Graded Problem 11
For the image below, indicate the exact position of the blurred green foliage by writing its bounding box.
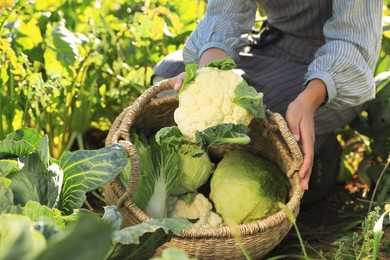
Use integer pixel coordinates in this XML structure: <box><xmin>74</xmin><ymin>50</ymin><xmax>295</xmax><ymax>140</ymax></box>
<box><xmin>0</xmin><ymin>0</ymin><xmax>206</xmax><ymax>157</ymax></box>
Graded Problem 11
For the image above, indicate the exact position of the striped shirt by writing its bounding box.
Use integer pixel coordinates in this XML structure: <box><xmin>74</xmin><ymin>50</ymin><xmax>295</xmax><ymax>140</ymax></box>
<box><xmin>182</xmin><ymin>0</ymin><xmax>383</xmax><ymax>109</ymax></box>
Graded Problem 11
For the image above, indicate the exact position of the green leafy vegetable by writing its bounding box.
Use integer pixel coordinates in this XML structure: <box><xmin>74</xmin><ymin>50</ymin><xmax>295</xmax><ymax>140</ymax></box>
<box><xmin>3</xmin><ymin>128</ymin><xmax>42</xmax><ymax>150</ymax></box>
<box><xmin>58</xmin><ymin>144</ymin><xmax>128</xmax><ymax>214</ymax></box>
<box><xmin>133</xmin><ymin>131</ymin><xmax>182</xmax><ymax>219</ymax></box>
<box><xmin>36</xmin><ymin>213</ymin><xmax>113</xmax><ymax>260</ymax></box>
<box><xmin>0</xmin><ymin>214</ymin><xmax>47</xmax><ymax>260</ymax></box>
<box><xmin>155</xmin><ymin>127</ymin><xmax>214</xmax><ymax>195</ymax></box>
<box><xmin>173</xmin><ymin>144</ymin><xmax>214</xmax><ymax>195</ymax></box>
<box><xmin>210</xmin><ymin>150</ymin><xmax>290</xmax><ymax>226</ymax></box>
<box><xmin>179</xmin><ymin>63</ymin><xmax>198</xmax><ymax>95</ymax></box>
<box><xmin>155</xmin><ymin>126</ymin><xmax>191</xmax><ymax>147</ymax></box>
<box><xmin>23</xmin><ymin>201</ymin><xmax>67</xmax><ymax>230</ymax></box>
<box><xmin>102</xmin><ymin>205</ymin><xmax>191</xmax><ymax>260</ymax></box>
<box><xmin>0</xmin><ymin>128</ymin><xmax>128</xmax><ymax>215</ymax></box>
<box><xmin>7</xmin><ymin>151</ymin><xmax>53</xmax><ymax>207</ymax></box>
<box><xmin>204</xmin><ymin>57</ymin><xmax>236</xmax><ymax>70</ymax></box>
<box><xmin>0</xmin><ymin>160</ymin><xmax>19</xmax><ymax>178</ymax></box>
<box><xmin>195</xmin><ymin>124</ymin><xmax>251</xmax><ymax>155</ymax></box>
<box><xmin>234</xmin><ymin>80</ymin><xmax>265</xmax><ymax>119</ymax></box>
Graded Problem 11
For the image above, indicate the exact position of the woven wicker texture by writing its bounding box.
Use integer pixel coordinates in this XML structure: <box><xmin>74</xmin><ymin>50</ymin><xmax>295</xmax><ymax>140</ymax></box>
<box><xmin>103</xmin><ymin>80</ymin><xmax>304</xmax><ymax>259</ymax></box>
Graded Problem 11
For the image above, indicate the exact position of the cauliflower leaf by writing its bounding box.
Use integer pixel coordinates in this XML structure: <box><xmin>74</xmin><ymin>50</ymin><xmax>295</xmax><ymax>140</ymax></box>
<box><xmin>204</xmin><ymin>57</ymin><xmax>236</xmax><ymax>70</ymax></box>
<box><xmin>179</xmin><ymin>63</ymin><xmax>198</xmax><ymax>95</ymax></box>
<box><xmin>234</xmin><ymin>80</ymin><xmax>265</xmax><ymax>119</ymax></box>
<box><xmin>195</xmin><ymin>123</ymin><xmax>251</xmax><ymax>154</ymax></box>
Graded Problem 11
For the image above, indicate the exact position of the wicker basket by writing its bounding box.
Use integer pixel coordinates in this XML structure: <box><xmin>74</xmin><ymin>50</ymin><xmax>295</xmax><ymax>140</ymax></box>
<box><xmin>103</xmin><ymin>80</ymin><xmax>304</xmax><ymax>259</ymax></box>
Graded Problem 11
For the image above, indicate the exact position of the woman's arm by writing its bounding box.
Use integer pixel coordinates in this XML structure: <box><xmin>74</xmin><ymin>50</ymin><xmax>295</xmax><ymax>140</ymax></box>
<box><xmin>286</xmin><ymin>79</ymin><xmax>327</xmax><ymax>190</ymax></box>
<box><xmin>183</xmin><ymin>0</ymin><xmax>257</xmax><ymax>64</ymax></box>
<box><xmin>305</xmin><ymin>0</ymin><xmax>383</xmax><ymax>109</ymax></box>
<box><xmin>286</xmin><ymin>0</ymin><xmax>383</xmax><ymax>190</ymax></box>
<box><xmin>170</xmin><ymin>0</ymin><xmax>257</xmax><ymax>90</ymax></box>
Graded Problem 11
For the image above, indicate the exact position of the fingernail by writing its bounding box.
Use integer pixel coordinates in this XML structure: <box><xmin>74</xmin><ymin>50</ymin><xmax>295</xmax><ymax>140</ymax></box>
<box><xmin>303</xmin><ymin>182</ymin><xmax>309</xmax><ymax>190</ymax></box>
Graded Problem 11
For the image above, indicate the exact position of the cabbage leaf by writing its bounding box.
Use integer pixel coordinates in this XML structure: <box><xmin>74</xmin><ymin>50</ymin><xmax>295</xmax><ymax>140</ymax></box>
<box><xmin>133</xmin><ymin>130</ymin><xmax>181</xmax><ymax>219</ymax></box>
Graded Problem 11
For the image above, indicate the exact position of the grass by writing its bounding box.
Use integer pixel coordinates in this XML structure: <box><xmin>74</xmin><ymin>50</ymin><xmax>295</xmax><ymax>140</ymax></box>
<box><xmin>265</xmin><ymin>183</ymin><xmax>389</xmax><ymax>260</ymax></box>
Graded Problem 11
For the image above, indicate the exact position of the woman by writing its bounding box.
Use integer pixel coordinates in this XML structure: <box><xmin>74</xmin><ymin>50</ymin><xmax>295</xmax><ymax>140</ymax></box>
<box><xmin>152</xmin><ymin>0</ymin><xmax>383</xmax><ymax>204</ymax></box>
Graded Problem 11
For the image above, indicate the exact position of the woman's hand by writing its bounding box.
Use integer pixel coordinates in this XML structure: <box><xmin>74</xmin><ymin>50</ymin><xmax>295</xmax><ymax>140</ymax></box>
<box><xmin>168</xmin><ymin>48</ymin><xmax>229</xmax><ymax>91</ymax></box>
<box><xmin>285</xmin><ymin>79</ymin><xmax>327</xmax><ymax>190</ymax></box>
<box><xmin>169</xmin><ymin>72</ymin><xmax>186</xmax><ymax>92</ymax></box>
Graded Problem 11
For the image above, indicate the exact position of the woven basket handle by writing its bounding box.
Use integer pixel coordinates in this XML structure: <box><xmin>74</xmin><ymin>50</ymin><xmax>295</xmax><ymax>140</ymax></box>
<box><xmin>105</xmin><ymin>80</ymin><xmax>173</xmax><ymax>206</ymax></box>
<box><xmin>266</xmin><ymin>110</ymin><xmax>303</xmax><ymax>177</ymax></box>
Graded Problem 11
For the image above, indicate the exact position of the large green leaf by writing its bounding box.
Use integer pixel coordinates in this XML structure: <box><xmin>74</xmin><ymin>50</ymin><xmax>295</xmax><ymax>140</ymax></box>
<box><xmin>109</xmin><ymin>228</ymin><xmax>175</xmax><ymax>260</ymax></box>
<box><xmin>7</xmin><ymin>152</ymin><xmax>50</xmax><ymax>206</ymax></box>
<box><xmin>14</xmin><ymin>18</ymin><xmax>44</xmax><ymax>62</ymax></box>
<box><xmin>0</xmin><ymin>128</ymin><xmax>44</xmax><ymax>159</ymax></box>
<box><xmin>23</xmin><ymin>201</ymin><xmax>67</xmax><ymax>231</ymax></box>
<box><xmin>0</xmin><ymin>140</ymin><xmax>36</xmax><ymax>159</ymax></box>
<box><xmin>0</xmin><ymin>214</ymin><xmax>47</xmax><ymax>260</ymax></box>
<box><xmin>102</xmin><ymin>205</ymin><xmax>191</xmax><ymax>260</ymax></box>
<box><xmin>58</xmin><ymin>144</ymin><xmax>128</xmax><ymax>214</ymax></box>
<box><xmin>112</xmin><ymin>218</ymin><xmax>190</xmax><ymax>245</ymax></box>
<box><xmin>51</xmin><ymin>24</ymin><xmax>79</xmax><ymax>67</ymax></box>
<box><xmin>44</xmin><ymin>24</ymin><xmax>79</xmax><ymax>78</ymax></box>
<box><xmin>36</xmin><ymin>214</ymin><xmax>113</xmax><ymax>260</ymax></box>
<box><xmin>4</xmin><ymin>127</ymin><xmax>42</xmax><ymax>149</ymax></box>
<box><xmin>1</xmin><ymin>129</ymin><xmax>61</xmax><ymax>208</ymax></box>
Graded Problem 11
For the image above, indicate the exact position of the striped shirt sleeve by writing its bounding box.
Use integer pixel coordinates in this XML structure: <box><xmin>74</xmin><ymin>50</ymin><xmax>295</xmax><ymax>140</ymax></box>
<box><xmin>182</xmin><ymin>0</ymin><xmax>257</xmax><ymax>64</ymax></box>
<box><xmin>305</xmin><ymin>0</ymin><xmax>383</xmax><ymax>109</ymax></box>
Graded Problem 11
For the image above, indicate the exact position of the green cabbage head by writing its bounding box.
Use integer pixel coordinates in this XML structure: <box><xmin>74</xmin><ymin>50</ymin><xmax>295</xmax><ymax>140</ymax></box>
<box><xmin>172</xmin><ymin>144</ymin><xmax>215</xmax><ymax>195</ymax></box>
<box><xmin>209</xmin><ymin>150</ymin><xmax>290</xmax><ymax>226</ymax></box>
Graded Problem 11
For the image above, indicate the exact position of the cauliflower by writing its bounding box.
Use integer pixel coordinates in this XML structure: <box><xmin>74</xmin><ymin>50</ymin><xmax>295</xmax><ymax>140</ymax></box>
<box><xmin>174</xmin><ymin>68</ymin><xmax>249</xmax><ymax>142</ymax></box>
<box><xmin>174</xmin><ymin>58</ymin><xmax>264</xmax><ymax>143</ymax></box>
<box><xmin>167</xmin><ymin>193</ymin><xmax>223</xmax><ymax>228</ymax></box>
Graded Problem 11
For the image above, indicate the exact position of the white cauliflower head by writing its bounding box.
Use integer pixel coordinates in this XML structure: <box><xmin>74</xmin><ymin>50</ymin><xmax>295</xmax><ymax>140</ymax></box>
<box><xmin>168</xmin><ymin>193</ymin><xmax>223</xmax><ymax>228</ymax></box>
<box><xmin>173</xmin><ymin>58</ymin><xmax>264</xmax><ymax>144</ymax></box>
<box><xmin>174</xmin><ymin>67</ymin><xmax>254</xmax><ymax>142</ymax></box>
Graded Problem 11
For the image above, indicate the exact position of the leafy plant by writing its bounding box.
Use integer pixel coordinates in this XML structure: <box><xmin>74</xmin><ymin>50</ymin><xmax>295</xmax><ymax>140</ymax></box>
<box><xmin>0</xmin><ymin>0</ymin><xmax>206</xmax><ymax>156</ymax></box>
<box><xmin>132</xmin><ymin>130</ymin><xmax>182</xmax><ymax>219</ymax></box>
<box><xmin>332</xmin><ymin>206</ymin><xmax>390</xmax><ymax>260</ymax></box>
<box><xmin>0</xmin><ymin>203</ymin><xmax>191</xmax><ymax>260</ymax></box>
<box><xmin>0</xmin><ymin>127</ymin><xmax>128</xmax><ymax>214</ymax></box>
<box><xmin>0</xmin><ymin>127</ymin><xmax>192</xmax><ymax>259</ymax></box>
<box><xmin>103</xmin><ymin>205</ymin><xmax>191</xmax><ymax>260</ymax></box>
